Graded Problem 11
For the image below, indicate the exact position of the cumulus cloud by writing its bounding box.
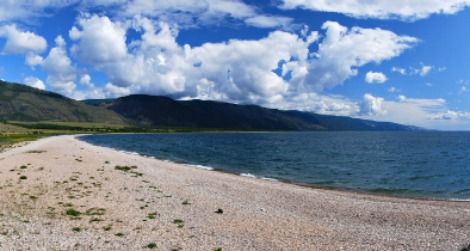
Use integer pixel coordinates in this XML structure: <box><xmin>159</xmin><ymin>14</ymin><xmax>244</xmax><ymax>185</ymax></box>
<box><xmin>70</xmin><ymin>15</ymin><xmax>127</xmax><ymax>64</ymax></box>
<box><xmin>362</xmin><ymin>93</ymin><xmax>386</xmax><ymax>116</ymax></box>
<box><xmin>64</xmin><ymin>15</ymin><xmax>417</xmax><ymax>116</ymax></box>
<box><xmin>68</xmin><ymin>15</ymin><xmax>317</xmax><ymax>104</ymax></box>
<box><xmin>365</xmin><ymin>71</ymin><xmax>387</xmax><ymax>84</ymax></box>
<box><xmin>0</xmin><ymin>24</ymin><xmax>47</xmax><ymax>54</ymax></box>
<box><xmin>25</xmin><ymin>53</ymin><xmax>44</xmax><ymax>67</ymax></box>
<box><xmin>279</xmin><ymin>0</ymin><xmax>470</xmax><ymax>21</ymax></box>
<box><xmin>23</xmin><ymin>76</ymin><xmax>45</xmax><ymax>90</ymax></box>
<box><xmin>355</xmin><ymin>94</ymin><xmax>470</xmax><ymax>129</ymax></box>
<box><xmin>303</xmin><ymin>21</ymin><xmax>417</xmax><ymax>90</ymax></box>
<box><xmin>41</xmin><ymin>36</ymin><xmax>77</xmax><ymax>96</ymax></box>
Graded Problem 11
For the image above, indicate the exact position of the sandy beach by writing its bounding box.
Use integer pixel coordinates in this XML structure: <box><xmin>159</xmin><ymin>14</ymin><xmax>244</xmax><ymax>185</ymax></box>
<box><xmin>0</xmin><ymin>135</ymin><xmax>468</xmax><ymax>250</ymax></box>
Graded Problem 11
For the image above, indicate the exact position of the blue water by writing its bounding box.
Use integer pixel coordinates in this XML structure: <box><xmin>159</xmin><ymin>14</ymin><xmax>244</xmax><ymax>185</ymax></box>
<box><xmin>80</xmin><ymin>132</ymin><xmax>470</xmax><ymax>200</ymax></box>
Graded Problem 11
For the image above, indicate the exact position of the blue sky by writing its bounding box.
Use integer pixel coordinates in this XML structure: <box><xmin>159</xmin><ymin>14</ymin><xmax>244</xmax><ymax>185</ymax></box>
<box><xmin>1</xmin><ymin>0</ymin><xmax>470</xmax><ymax>129</ymax></box>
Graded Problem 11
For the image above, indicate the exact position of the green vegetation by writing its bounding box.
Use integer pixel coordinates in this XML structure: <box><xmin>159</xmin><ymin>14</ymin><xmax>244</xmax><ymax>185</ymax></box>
<box><xmin>19</xmin><ymin>176</ymin><xmax>27</xmax><ymax>180</ymax></box>
<box><xmin>145</xmin><ymin>242</ymin><xmax>158</xmax><ymax>249</ymax></box>
<box><xmin>65</xmin><ymin>208</ymin><xmax>81</xmax><ymax>217</ymax></box>
<box><xmin>0</xmin><ymin>80</ymin><xmax>124</xmax><ymax>124</ymax></box>
<box><xmin>172</xmin><ymin>219</ymin><xmax>185</xmax><ymax>228</ymax></box>
<box><xmin>85</xmin><ymin>208</ymin><xmax>106</xmax><ymax>216</ymax></box>
<box><xmin>115</xmin><ymin>165</ymin><xmax>137</xmax><ymax>172</ymax></box>
<box><xmin>214</xmin><ymin>248</ymin><xmax>223</xmax><ymax>251</ymax></box>
<box><xmin>72</xmin><ymin>227</ymin><xmax>81</xmax><ymax>232</ymax></box>
<box><xmin>115</xmin><ymin>232</ymin><xmax>124</xmax><ymax>237</ymax></box>
<box><xmin>147</xmin><ymin>212</ymin><xmax>158</xmax><ymax>219</ymax></box>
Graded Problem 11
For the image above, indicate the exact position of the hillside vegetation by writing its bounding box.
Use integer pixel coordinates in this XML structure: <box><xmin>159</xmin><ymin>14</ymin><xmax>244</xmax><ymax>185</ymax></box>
<box><xmin>0</xmin><ymin>80</ymin><xmax>125</xmax><ymax>124</ymax></box>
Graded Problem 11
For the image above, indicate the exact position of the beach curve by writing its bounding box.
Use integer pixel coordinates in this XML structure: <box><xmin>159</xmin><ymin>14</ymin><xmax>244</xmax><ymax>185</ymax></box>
<box><xmin>0</xmin><ymin>135</ymin><xmax>468</xmax><ymax>250</ymax></box>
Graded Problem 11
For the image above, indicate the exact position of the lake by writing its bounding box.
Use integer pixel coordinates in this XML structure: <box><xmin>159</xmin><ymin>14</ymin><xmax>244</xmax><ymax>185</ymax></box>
<box><xmin>80</xmin><ymin>132</ymin><xmax>470</xmax><ymax>200</ymax></box>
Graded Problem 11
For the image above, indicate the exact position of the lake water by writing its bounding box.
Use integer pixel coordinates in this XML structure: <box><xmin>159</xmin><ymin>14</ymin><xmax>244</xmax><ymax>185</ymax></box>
<box><xmin>80</xmin><ymin>132</ymin><xmax>470</xmax><ymax>200</ymax></box>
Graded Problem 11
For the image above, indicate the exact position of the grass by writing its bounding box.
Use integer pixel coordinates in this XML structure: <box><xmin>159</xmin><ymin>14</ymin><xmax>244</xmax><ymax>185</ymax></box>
<box><xmin>172</xmin><ymin>219</ymin><xmax>185</xmax><ymax>228</ymax></box>
<box><xmin>85</xmin><ymin>208</ymin><xmax>106</xmax><ymax>216</ymax></box>
<box><xmin>115</xmin><ymin>165</ymin><xmax>137</xmax><ymax>172</ymax></box>
<box><xmin>65</xmin><ymin>208</ymin><xmax>81</xmax><ymax>217</ymax></box>
<box><xmin>214</xmin><ymin>248</ymin><xmax>223</xmax><ymax>251</ymax></box>
<box><xmin>72</xmin><ymin>227</ymin><xmax>81</xmax><ymax>232</ymax></box>
<box><xmin>148</xmin><ymin>212</ymin><xmax>158</xmax><ymax>219</ymax></box>
<box><xmin>145</xmin><ymin>242</ymin><xmax>157</xmax><ymax>249</ymax></box>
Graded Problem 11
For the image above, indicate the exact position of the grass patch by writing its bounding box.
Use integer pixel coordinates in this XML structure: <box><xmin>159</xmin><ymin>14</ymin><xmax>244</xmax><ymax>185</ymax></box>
<box><xmin>26</xmin><ymin>150</ymin><xmax>46</xmax><ymax>154</ymax></box>
<box><xmin>72</xmin><ymin>227</ymin><xmax>81</xmax><ymax>232</ymax></box>
<box><xmin>65</xmin><ymin>208</ymin><xmax>81</xmax><ymax>217</ymax></box>
<box><xmin>115</xmin><ymin>232</ymin><xmax>124</xmax><ymax>237</ymax></box>
<box><xmin>172</xmin><ymin>219</ymin><xmax>185</xmax><ymax>228</ymax></box>
<box><xmin>85</xmin><ymin>208</ymin><xmax>106</xmax><ymax>216</ymax></box>
<box><xmin>147</xmin><ymin>212</ymin><xmax>158</xmax><ymax>219</ymax></box>
<box><xmin>115</xmin><ymin>165</ymin><xmax>137</xmax><ymax>172</ymax></box>
<box><xmin>145</xmin><ymin>242</ymin><xmax>158</xmax><ymax>249</ymax></box>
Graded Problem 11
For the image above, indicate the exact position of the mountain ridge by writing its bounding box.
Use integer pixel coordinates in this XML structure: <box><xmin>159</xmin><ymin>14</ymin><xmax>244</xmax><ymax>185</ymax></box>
<box><xmin>84</xmin><ymin>94</ymin><xmax>421</xmax><ymax>131</ymax></box>
<box><xmin>0</xmin><ymin>80</ymin><xmax>421</xmax><ymax>131</ymax></box>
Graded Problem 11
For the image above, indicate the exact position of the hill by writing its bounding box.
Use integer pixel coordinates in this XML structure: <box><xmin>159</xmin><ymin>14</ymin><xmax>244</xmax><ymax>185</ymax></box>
<box><xmin>85</xmin><ymin>94</ymin><xmax>419</xmax><ymax>131</ymax></box>
<box><xmin>0</xmin><ymin>81</ymin><xmax>125</xmax><ymax>124</ymax></box>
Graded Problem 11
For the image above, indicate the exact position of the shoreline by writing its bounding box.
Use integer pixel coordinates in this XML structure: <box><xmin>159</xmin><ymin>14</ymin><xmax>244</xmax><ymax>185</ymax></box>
<box><xmin>0</xmin><ymin>135</ymin><xmax>468</xmax><ymax>250</ymax></box>
<box><xmin>77</xmin><ymin>134</ymin><xmax>470</xmax><ymax>203</ymax></box>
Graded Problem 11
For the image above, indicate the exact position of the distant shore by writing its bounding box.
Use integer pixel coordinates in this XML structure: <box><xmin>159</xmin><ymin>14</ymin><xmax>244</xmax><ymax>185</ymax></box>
<box><xmin>0</xmin><ymin>135</ymin><xmax>468</xmax><ymax>250</ymax></box>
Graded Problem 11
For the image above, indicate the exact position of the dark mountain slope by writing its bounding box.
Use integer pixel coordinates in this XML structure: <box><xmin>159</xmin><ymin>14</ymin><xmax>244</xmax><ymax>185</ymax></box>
<box><xmin>91</xmin><ymin>94</ymin><xmax>418</xmax><ymax>131</ymax></box>
<box><xmin>0</xmin><ymin>81</ymin><xmax>125</xmax><ymax>124</ymax></box>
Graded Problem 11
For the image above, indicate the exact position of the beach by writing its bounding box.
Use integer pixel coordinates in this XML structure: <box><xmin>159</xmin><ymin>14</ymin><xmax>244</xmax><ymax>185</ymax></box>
<box><xmin>0</xmin><ymin>135</ymin><xmax>468</xmax><ymax>251</ymax></box>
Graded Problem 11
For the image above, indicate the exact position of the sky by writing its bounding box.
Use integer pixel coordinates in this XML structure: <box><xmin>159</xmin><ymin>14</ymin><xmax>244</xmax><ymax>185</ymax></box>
<box><xmin>1</xmin><ymin>1</ymin><xmax>470</xmax><ymax>130</ymax></box>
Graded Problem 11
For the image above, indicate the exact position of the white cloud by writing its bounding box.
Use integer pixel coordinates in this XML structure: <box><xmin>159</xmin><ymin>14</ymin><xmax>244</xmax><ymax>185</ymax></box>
<box><xmin>418</xmin><ymin>65</ymin><xmax>433</xmax><ymax>76</ymax></box>
<box><xmin>70</xmin><ymin>15</ymin><xmax>127</xmax><ymax>64</ymax></box>
<box><xmin>356</xmin><ymin>94</ymin><xmax>470</xmax><ymax>129</ymax></box>
<box><xmin>115</xmin><ymin>0</ymin><xmax>292</xmax><ymax>28</ymax></box>
<box><xmin>25</xmin><ymin>53</ymin><xmax>44</xmax><ymax>67</ymax></box>
<box><xmin>0</xmin><ymin>0</ymin><xmax>131</xmax><ymax>22</ymax></box>
<box><xmin>365</xmin><ymin>71</ymin><xmax>388</xmax><ymax>84</ymax></box>
<box><xmin>0</xmin><ymin>24</ymin><xmax>47</xmax><ymax>54</ymax></box>
<box><xmin>279</xmin><ymin>0</ymin><xmax>470</xmax><ymax>21</ymax></box>
<box><xmin>244</xmin><ymin>15</ymin><xmax>293</xmax><ymax>28</ymax></box>
<box><xmin>23</xmin><ymin>76</ymin><xmax>45</xmax><ymax>90</ymax></box>
<box><xmin>69</xmin><ymin>15</ymin><xmax>317</xmax><ymax>103</ymax></box>
<box><xmin>362</xmin><ymin>93</ymin><xmax>386</xmax><ymax>116</ymax></box>
<box><xmin>303</xmin><ymin>21</ymin><xmax>417</xmax><ymax>90</ymax></box>
<box><xmin>41</xmin><ymin>36</ymin><xmax>77</xmax><ymax>96</ymax></box>
<box><xmin>391</xmin><ymin>66</ymin><xmax>407</xmax><ymax>75</ymax></box>
<box><xmin>392</xmin><ymin>64</ymin><xmax>438</xmax><ymax>77</ymax></box>
<box><xmin>65</xmin><ymin>16</ymin><xmax>418</xmax><ymax>119</ymax></box>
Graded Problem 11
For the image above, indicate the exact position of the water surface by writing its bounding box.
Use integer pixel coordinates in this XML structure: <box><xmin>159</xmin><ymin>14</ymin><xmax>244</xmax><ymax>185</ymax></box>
<box><xmin>80</xmin><ymin>132</ymin><xmax>470</xmax><ymax>200</ymax></box>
